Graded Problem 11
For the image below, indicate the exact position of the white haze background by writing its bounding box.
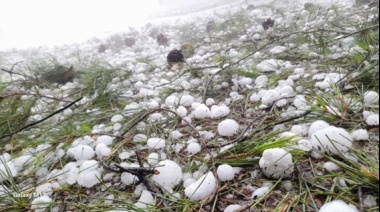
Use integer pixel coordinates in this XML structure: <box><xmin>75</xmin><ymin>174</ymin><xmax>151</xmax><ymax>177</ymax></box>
<box><xmin>0</xmin><ymin>0</ymin><xmax>353</xmax><ymax>51</ymax></box>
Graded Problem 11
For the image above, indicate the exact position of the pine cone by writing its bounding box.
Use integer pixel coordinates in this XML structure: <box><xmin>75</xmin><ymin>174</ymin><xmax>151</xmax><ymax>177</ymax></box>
<box><xmin>167</xmin><ymin>49</ymin><xmax>185</xmax><ymax>64</ymax></box>
<box><xmin>125</xmin><ymin>37</ymin><xmax>136</xmax><ymax>47</ymax></box>
<box><xmin>262</xmin><ymin>18</ymin><xmax>275</xmax><ymax>30</ymax></box>
<box><xmin>98</xmin><ymin>44</ymin><xmax>107</xmax><ymax>53</ymax></box>
<box><xmin>157</xmin><ymin>34</ymin><xmax>169</xmax><ymax>46</ymax></box>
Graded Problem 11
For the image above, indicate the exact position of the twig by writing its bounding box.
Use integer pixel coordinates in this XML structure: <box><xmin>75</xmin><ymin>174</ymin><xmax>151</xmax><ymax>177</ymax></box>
<box><xmin>119</xmin><ymin>108</ymin><xmax>205</xmax><ymax>144</ymax></box>
<box><xmin>0</xmin><ymin>61</ymin><xmax>24</xmax><ymax>80</ymax></box>
<box><xmin>0</xmin><ymin>97</ymin><xmax>83</xmax><ymax>141</ymax></box>
<box><xmin>358</xmin><ymin>186</ymin><xmax>364</xmax><ymax>212</ymax></box>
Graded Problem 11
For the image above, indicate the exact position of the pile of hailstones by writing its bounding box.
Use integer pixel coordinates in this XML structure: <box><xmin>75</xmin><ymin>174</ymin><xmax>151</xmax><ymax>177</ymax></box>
<box><xmin>1</xmin><ymin>90</ymin><xmax>377</xmax><ymax>211</ymax></box>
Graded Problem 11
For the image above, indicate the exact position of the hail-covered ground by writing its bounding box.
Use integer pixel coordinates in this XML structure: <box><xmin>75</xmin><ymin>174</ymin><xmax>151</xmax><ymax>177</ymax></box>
<box><xmin>0</xmin><ymin>0</ymin><xmax>379</xmax><ymax>211</ymax></box>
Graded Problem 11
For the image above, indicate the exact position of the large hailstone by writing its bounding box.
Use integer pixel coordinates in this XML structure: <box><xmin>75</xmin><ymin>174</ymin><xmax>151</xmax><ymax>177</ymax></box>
<box><xmin>147</xmin><ymin>138</ymin><xmax>166</xmax><ymax>149</ymax></box>
<box><xmin>0</xmin><ymin>161</ymin><xmax>17</xmax><ymax>183</ymax></box>
<box><xmin>194</xmin><ymin>104</ymin><xmax>211</xmax><ymax>119</ymax></box>
<box><xmin>366</xmin><ymin>114</ymin><xmax>379</xmax><ymax>126</ymax></box>
<box><xmin>67</xmin><ymin>145</ymin><xmax>95</xmax><ymax>161</ymax></box>
<box><xmin>259</xmin><ymin>148</ymin><xmax>294</xmax><ymax>179</ymax></box>
<box><xmin>217</xmin><ymin>164</ymin><xmax>235</xmax><ymax>182</ymax></box>
<box><xmin>134</xmin><ymin>190</ymin><xmax>155</xmax><ymax>209</ymax></box>
<box><xmin>151</xmin><ymin>160</ymin><xmax>182</xmax><ymax>189</ymax></box>
<box><xmin>180</xmin><ymin>95</ymin><xmax>195</xmax><ymax>107</ymax></box>
<box><xmin>261</xmin><ymin>90</ymin><xmax>280</xmax><ymax>105</ymax></box>
<box><xmin>30</xmin><ymin>196</ymin><xmax>53</xmax><ymax>211</ymax></box>
<box><xmin>308</xmin><ymin>120</ymin><xmax>329</xmax><ymax>137</ymax></box>
<box><xmin>311</xmin><ymin>126</ymin><xmax>352</xmax><ymax>155</ymax></box>
<box><xmin>218</xmin><ymin>119</ymin><xmax>239</xmax><ymax>136</ymax></box>
<box><xmin>77</xmin><ymin>160</ymin><xmax>101</xmax><ymax>188</ymax></box>
<box><xmin>319</xmin><ymin>199</ymin><xmax>359</xmax><ymax>212</ymax></box>
<box><xmin>185</xmin><ymin>172</ymin><xmax>217</xmax><ymax>201</ymax></box>
<box><xmin>364</xmin><ymin>91</ymin><xmax>379</xmax><ymax>106</ymax></box>
<box><xmin>210</xmin><ymin>105</ymin><xmax>230</xmax><ymax>119</ymax></box>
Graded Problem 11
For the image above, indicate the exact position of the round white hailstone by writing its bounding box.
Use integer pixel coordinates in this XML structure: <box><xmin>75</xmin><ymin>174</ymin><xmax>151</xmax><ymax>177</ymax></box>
<box><xmin>194</xmin><ymin>104</ymin><xmax>211</xmax><ymax>119</ymax></box>
<box><xmin>218</xmin><ymin>119</ymin><xmax>239</xmax><ymax>136</ymax></box>
<box><xmin>258</xmin><ymin>89</ymin><xmax>268</xmax><ymax>98</ymax></box>
<box><xmin>124</xmin><ymin>102</ymin><xmax>141</xmax><ymax>113</ymax></box>
<box><xmin>152</xmin><ymin>160</ymin><xmax>183</xmax><ymax>189</ymax></box>
<box><xmin>95</xmin><ymin>143</ymin><xmax>107</xmax><ymax>157</ymax></box>
<box><xmin>255</xmin><ymin>76</ymin><xmax>269</xmax><ymax>88</ymax></box>
<box><xmin>30</xmin><ymin>195</ymin><xmax>52</xmax><ymax>211</ymax></box>
<box><xmin>252</xmin><ymin>187</ymin><xmax>270</xmax><ymax>199</ymax></box>
<box><xmin>293</xmin><ymin>95</ymin><xmax>307</xmax><ymax>108</ymax></box>
<box><xmin>180</xmin><ymin>95</ymin><xmax>195</xmax><ymax>107</ymax></box>
<box><xmin>191</xmin><ymin>102</ymin><xmax>202</xmax><ymax>110</ymax></box>
<box><xmin>366</xmin><ymin>114</ymin><xmax>379</xmax><ymax>126</ymax></box>
<box><xmin>297</xmin><ymin>139</ymin><xmax>312</xmax><ymax>152</ymax></box>
<box><xmin>323</xmin><ymin>161</ymin><xmax>340</xmax><ymax>171</ymax></box>
<box><xmin>250</xmin><ymin>93</ymin><xmax>261</xmax><ymax>102</ymax></box>
<box><xmin>96</xmin><ymin>135</ymin><xmax>113</xmax><ymax>145</ymax></box>
<box><xmin>238</xmin><ymin>77</ymin><xmax>253</xmax><ymax>86</ymax></box>
<box><xmin>12</xmin><ymin>155</ymin><xmax>34</xmax><ymax>171</ymax></box>
<box><xmin>262</xmin><ymin>90</ymin><xmax>280</xmax><ymax>105</ymax></box>
<box><xmin>291</xmin><ymin>125</ymin><xmax>308</xmax><ymax>137</ymax></box>
<box><xmin>67</xmin><ymin>145</ymin><xmax>95</xmax><ymax>161</ymax></box>
<box><xmin>111</xmin><ymin>114</ymin><xmax>124</xmax><ymax>123</ymax></box>
<box><xmin>269</xmin><ymin>46</ymin><xmax>286</xmax><ymax>54</ymax></box>
<box><xmin>281</xmin><ymin>180</ymin><xmax>293</xmax><ymax>191</ymax></box>
<box><xmin>119</xmin><ymin>151</ymin><xmax>133</xmax><ymax>160</ymax></box>
<box><xmin>133</xmin><ymin>134</ymin><xmax>147</xmax><ymax>143</ymax></box>
<box><xmin>224</xmin><ymin>205</ymin><xmax>242</xmax><ymax>212</ymax></box>
<box><xmin>210</xmin><ymin>105</ymin><xmax>230</xmax><ymax>119</ymax></box>
<box><xmin>311</xmin><ymin>126</ymin><xmax>352</xmax><ymax>155</ymax></box>
<box><xmin>363</xmin><ymin>195</ymin><xmax>377</xmax><ymax>207</ymax></box>
<box><xmin>351</xmin><ymin>129</ymin><xmax>369</xmax><ymax>141</ymax></box>
<box><xmin>185</xmin><ymin>172</ymin><xmax>217</xmax><ymax>201</ymax></box>
<box><xmin>183</xmin><ymin>172</ymin><xmax>193</xmax><ymax>181</ymax></box>
<box><xmin>165</xmin><ymin>95</ymin><xmax>179</xmax><ymax>107</ymax></box>
<box><xmin>101</xmin><ymin>147</ymin><xmax>112</xmax><ymax>157</ymax></box>
<box><xmin>176</xmin><ymin>106</ymin><xmax>188</xmax><ymax>117</ymax></box>
<box><xmin>35</xmin><ymin>167</ymin><xmax>48</xmax><ymax>178</ymax></box>
<box><xmin>77</xmin><ymin>160</ymin><xmax>101</xmax><ymax>188</ymax></box>
<box><xmin>113</xmin><ymin>123</ymin><xmax>122</xmax><ymax>131</ymax></box>
<box><xmin>149</xmin><ymin>100</ymin><xmax>160</xmax><ymax>109</ymax></box>
<box><xmin>181</xmin><ymin>117</ymin><xmax>192</xmax><ymax>125</ymax></box>
<box><xmin>36</xmin><ymin>183</ymin><xmax>53</xmax><ymax>196</ymax></box>
<box><xmin>294</xmin><ymin>68</ymin><xmax>305</xmax><ymax>75</ymax></box>
<box><xmin>256</xmin><ymin>59</ymin><xmax>279</xmax><ymax>72</ymax></box>
<box><xmin>364</xmin><ymin>91</ymin><xmax>379</xmax><ymax>106</ymax></box>
<box><xmin>192</xmin><ymin>171</ymin><xmax>203</xmax><ymax>179</ymax></box>
<box><xmin>280</xmin><ymin>86</ymin><xmax>294</xmax><ymax>96</ymax></box>
<box><xmin>276</xmin><ymin>99</ymin><xmax>287</xmax><ymax>107</ymax></box>
<box><xmin>320</xmin><ymin>199</ymin><xmax>359</xmax><ymax>212</ymax></box>
<box><xmin>121</xmin><ymin>172</ymin><xmax>138</xmax><ymax>185</ymax></box>
<box><xmin>0</xmin><ymin>153</ymin><xmax>11</xmax><ymax>162</ymax></box>
<box><xmin>308</xmin><ymin>120</ymin><xmax>330</xmax><ymax>137</ymax></box>
<box><xmin>147</xmin><ymin>153</ymin><xmax>159</xmax><ymax>165</ymax></box>
<box><xmin>183</xmin><ymin>178</ymin><xmax>197</xmax><ymax>188</ymax></box>
<box><xmin>205</xmin><ymin>98</ymin><xmax>216</xmax><ymax>106</ymax></box>
<box><xmin>149</xmin><ymin>113</ymin><xmax>163</xmax><ymax>121</ymax></box>
<box><xmin>187</xmin><ymin>143</ymin><xmax>201</xmax><ymax>155</ymax></box>
<box><xmin>170</xmin><ymin>130</ymin><xmax>183</xmax><ymax>139</ymax></box>
<box><xmin>259</xmin><ymin>148</ymin><xmax>294</xmax><ymax>179</ymax></box>
<box><xmin>217</xmin><ymin>164</ymin><xmax>235</xmax><ymax>182</ymax></box>
<box><xmin>134</xmin><ymin>190</ymin><xmax>155</xmax><ymax>209</ymax></box>
<box><xmin>0</xmin><ymin>161</ymin><xmax>17</xmax><ymax>183</ymax></box>
<box><xmin>147</xmin><ymin>138</ymin><xmax>166</xmax><ymax>149</ymax></box>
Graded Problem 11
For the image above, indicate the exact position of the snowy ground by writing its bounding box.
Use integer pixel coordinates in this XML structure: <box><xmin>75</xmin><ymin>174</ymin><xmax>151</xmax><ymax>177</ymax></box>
<box><xmin>0</xmin><ymin>0</ymin><xmax>379</xmax><ymax>211</ymax></box>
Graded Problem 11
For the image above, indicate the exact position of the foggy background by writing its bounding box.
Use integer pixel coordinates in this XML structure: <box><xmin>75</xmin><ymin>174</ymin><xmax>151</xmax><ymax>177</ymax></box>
<box><xmin>0</xmin><ymin>0</ymin><xmax>352</xmax><ymax>51</ymax></box>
